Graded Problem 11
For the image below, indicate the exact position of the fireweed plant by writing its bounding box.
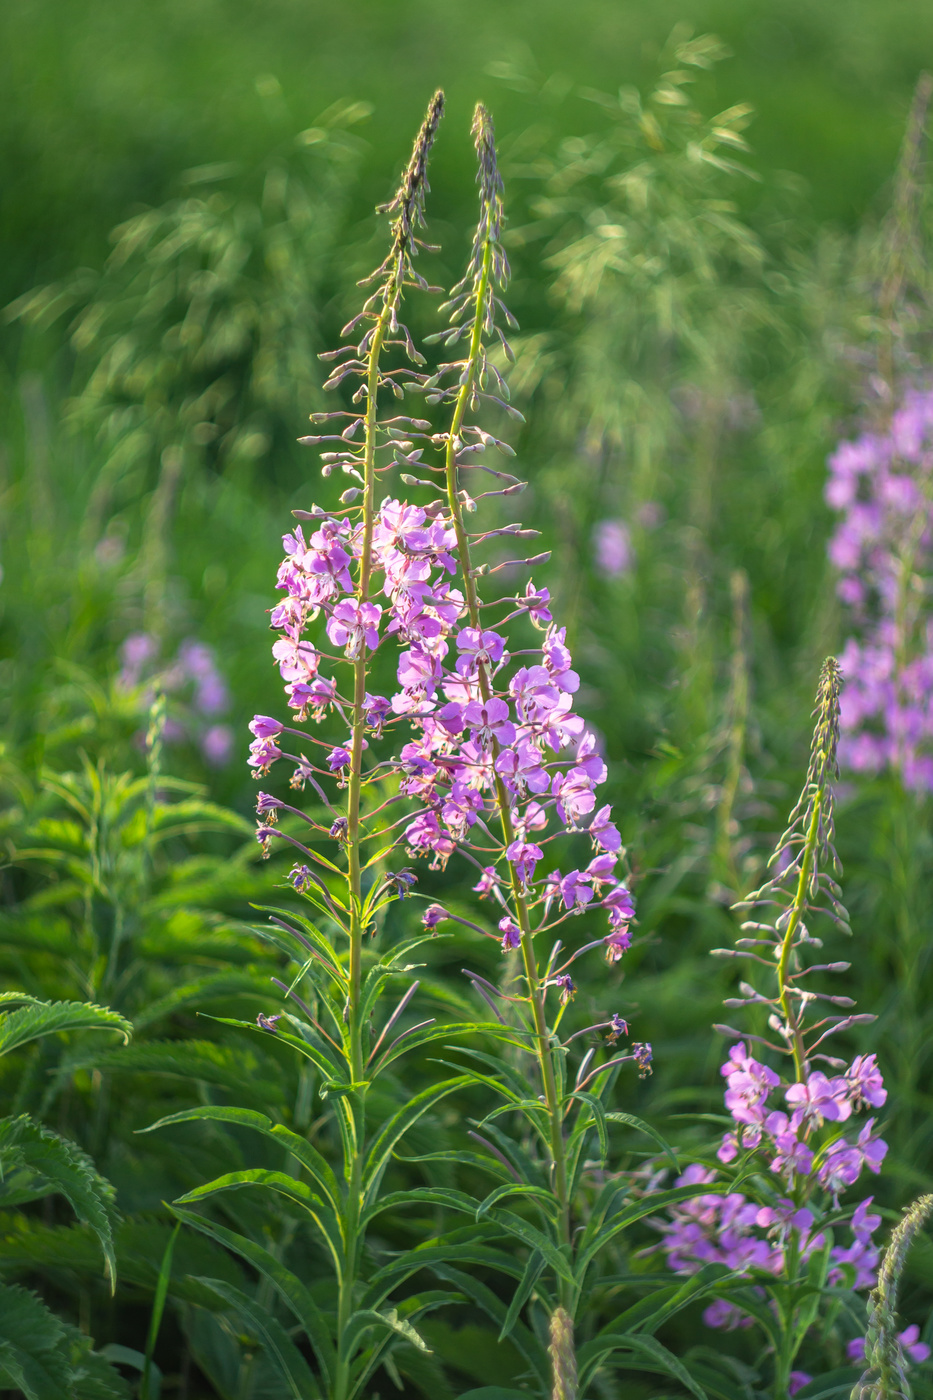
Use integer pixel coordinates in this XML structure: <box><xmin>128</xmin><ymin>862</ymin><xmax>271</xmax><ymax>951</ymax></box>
<box><xmin>145</xmin><ymin>97</ymin><xmax>720</xmax><ymax>1400</ymax></box>
<box><xmin>827</xmin><ymin>390</ymin><xmax>933</xmax><ymax>792</ymax></box>
<box><xmin>658</xmin><ymin>661</ymin><xmax>904</xmax><ymax>1397</ymax></box>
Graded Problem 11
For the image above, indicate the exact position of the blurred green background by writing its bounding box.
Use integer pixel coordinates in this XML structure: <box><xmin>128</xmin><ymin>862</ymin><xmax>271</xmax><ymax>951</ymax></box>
<box><xmin>2</xmin><ymin>0</ymin><xmax>931</xmax><ymax>301</ymax></box>
<box><xmin>3</xmin><ymin>1</ymin><xmax>933</xmax><ymax>1395</ymax></box>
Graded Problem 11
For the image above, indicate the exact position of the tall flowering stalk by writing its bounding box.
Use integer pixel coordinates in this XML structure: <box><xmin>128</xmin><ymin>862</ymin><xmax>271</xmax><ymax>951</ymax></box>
<box><xmin>659</xmin><ymin>662</ymin><xmax>898</xmax><ymax>1398</ymax></box>
<box><xmin>146</xmin><ymin>94</ymin><xmax>521</xmax><ymax>1400</ymax></box>
<box><xmin>386</xmin><ymin>105</ymin><xmax>702</xmax><ymax>1400</ymax></box>
<box><xmin>150</xmin><ymin>98</ymin><xmax>726</xmax><ymax>1400</ymax></box>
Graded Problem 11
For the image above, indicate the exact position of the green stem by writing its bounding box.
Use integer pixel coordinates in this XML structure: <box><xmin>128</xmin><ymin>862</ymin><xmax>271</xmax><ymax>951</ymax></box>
<box><xmin>443</xmin><ymin>223</ymin><xmax>573</xmax><ymax>1303</ymax></box>
<box><xmin>335</xmin><ymin>290</ymin><xmax>394</xmax><ymax>1400</ymax></box>
<box><xmin>776</xmin><ymin>791</ymin><xmax>822</xmax><ymax>1084</ymax></box>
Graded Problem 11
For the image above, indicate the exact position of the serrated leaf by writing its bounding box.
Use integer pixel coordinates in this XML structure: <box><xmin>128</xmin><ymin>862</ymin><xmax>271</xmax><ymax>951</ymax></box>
<box><xmin>0</xmin><ymin>998</ymin><xmax>131</xmax><ymax>1057</ymax></box>
<box><xmin>0</xmin><ymin>1115</ymin><xmax>117</xmax><ymax>1287</ymax></box>
<box><xmin>64</xmin><ymin>1040</ymin><xmax>284</xmax><ymax>1104</ymax></box>
<box><xmin>0</xmin><ymin>1283</ymin><xmax>71</xmax><ymax>1400</ymax></box>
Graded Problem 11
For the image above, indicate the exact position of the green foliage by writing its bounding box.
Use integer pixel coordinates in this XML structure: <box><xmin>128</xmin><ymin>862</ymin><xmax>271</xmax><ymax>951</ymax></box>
<box><xmin>3</xmin><ymin>13</ymin><xmax>933</xmax><ymax>1400</ymax></box>
<box><xmin>0</xmin><ymin>1284</ymin><xmax>130</xmax><ymax>1400</ymax></box>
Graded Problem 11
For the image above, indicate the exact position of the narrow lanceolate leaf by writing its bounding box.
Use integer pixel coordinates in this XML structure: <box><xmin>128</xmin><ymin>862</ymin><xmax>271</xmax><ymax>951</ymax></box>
<box><xmin>498</xmin><ymin>1249</ymin><xmax>546</xmax><ymax>1341</ymax></box>
<box><xmin>170</xmin><ymin>1206</ymin><xmax>336</xmax><ymax>1388</ymax></box>
<box><xmin>475</xmin><ymin>1182</ymin><xmax>560</xmax><ymax>1222</ymax></box>
<box><xmin>142</xmin><ymin>1105</ymin><xmax>341</xmax><ymax>1207</ymax></box>
<box><xmin>576</xmin><ymin>1182</ymin><xmax>720</xmax><ymax>1274</ymax></box>
<box><xmin>393</xmin><ymin>1148</ymin><xmax>512</xmax><ymax>1182</ymax></box>
<box><xmin>175</xmin><ymin>1171</ymin><xmax>344</xmax><ymax>1274</ymax></box>
<box><xmin>203</xmin><ymin>1017</ymin><xmax>344</xmax><ymax>1082</ymax></box>
<box><xmin>484</xmin><ymin>1208</ymin><xmax>573</xmax><ymax>1283</ymax></box>
<box><xmin>577</xmin><ymin>1332</ymin><xmax>710</xmax><ymax>1399</ymax></box>
<box><xmin>192</xmin><ymin>1278</ymin><xmax>322</xmax><ymax>1400</ymax></box>
<box><xmin>341</xmin><ymin>1306</ymin><xmax>431</xmax><ymax>1362</ymax></box>
<box><xmin>362</xmin><ymin>1075</ymin><xmax>472</xmax><ymax>1198</ymax></box>
<box><xmin>0</xmin><ymin>998</ymin><xmax>131</xmax><ymax>1058</ymax></box>
<box><xmin>565</xmin><ymin>1089</ymin><xmax>609</xmax><ymax>1160</ymax></box>
<box><xmin>0</xmin><ymin>1116</ymin><xmax>117</xmax><ymax>1288</ymax></box>
<box><xmin>428</xmin><ymin>1265</ymin><xmax>549</xmax><ymax>1389</ymax></box>
<box><xmin>609</xmin><ymin>1262</ymin><xmax>733</xmax><ymax>1336</ymax></box>
<box><xmin>141</xmin><ymin>1224</ymin><xmax>178</xmax><ymax>1400</ymax></box>
<box><xmin>360</xmin><ymin>1187</ymin><xmax>476</xmax><ymax>1228</ymax></box>
<box><xmin>604</xmin><ymin>1111</ymin><xmax>681</xmax><ymax>1171</ymax></box>
<box><xmin>372</xmin><ymin>1022</ymin><xmax>527</xmax><ymax>1074</ymax></box>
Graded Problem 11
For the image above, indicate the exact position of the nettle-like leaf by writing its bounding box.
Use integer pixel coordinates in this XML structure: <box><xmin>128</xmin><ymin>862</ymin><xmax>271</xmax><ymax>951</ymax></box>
<box><xmin>61</xmin><ymin>1039</ymin><xmax>285</xmax><ymax>1107</ymax></box>
<box><xmin>0</xmin><ymin>1115</ymin><xmax>118</xmax><ymax>1286</ymax></box>
<box><xmin>0</xmin><ymin>996</ymin><xmax>132</xmax><ymax>1058</ymax></box>
<box><xmin>0</xmin><ymin>1284</ymin><xmax>130</xmax><ymax>1400</ymax></box>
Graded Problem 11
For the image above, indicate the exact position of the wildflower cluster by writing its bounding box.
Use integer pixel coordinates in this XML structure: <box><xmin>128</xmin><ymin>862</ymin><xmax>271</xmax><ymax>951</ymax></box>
<box><xmin>659</xmin><ymin>661</ymin><xmax>896</xmax><ymax>1385</ymax></box>
<box><xmin>826</xmin><ymin>388</ymin><xmax>933</xmax><ymax>790</ymax></box>
<box><xmin>249</xmin><ymin>104</ymin><xmax>638</xmax><ymax>994</ymax></box>
<box><xmin>118</xmin><ymin>630</ymin><xmax>233</xmax><ymax>765</ymax></box>
<box><xmin>241</xmin><ymin>99</ymin><xmax>650</xmax><ymax>1400</ymax></box>
<box><xmin>661</xmin><ymin>1046</ymin><xmax>887</xmax><ymax>1321</ymax></box>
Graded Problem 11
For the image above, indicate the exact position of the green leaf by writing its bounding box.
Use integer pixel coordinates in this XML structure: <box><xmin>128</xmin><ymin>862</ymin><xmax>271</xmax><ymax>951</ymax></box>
<box><xmin>64</xmin><ymin>1040</ymin><xmax>284</xmax><ymax>1104</ymax></box>
<box><xmin>363</xmin><ymin>1076</ymin><xmax>472</xmax><ymax>1198</ymax></box>
<box><xmin>0</xmin><ymin>1283</ymin><xmax>71</xmax><ymax>1400</ymax></box>
<box><xmin>192</xmin><ymin>1277</ymin><xmax>321</xmax><ymax>1399</ymax></box>
<box><xmin>170</xmin><ymin>1206</ymin><xmax>335</xmax><ymax>1387</ymax></box>
<box><xmin>576</xmin><ymin>1182</ymin><xmax>720</xmax><ymax>1274</ymax></box>
<box><xmin>253</xmin><ymin>906</ymin><xmax>347</xmax><ymax>984</ymax></box>
<box><xmin>457</xmin><ymin>1391</ymin><xmax>530</xmax><ymax>1400</ymax></box>
<box><xmin>498</xmin><ymin>1249</ymin><xmax>545</xmax><ymax>1342</ymax></box>
<box><xmin>361</xmin><ymin>1187</ymin><xmax>476</xmax><ymax>1227</ymax></box>
<box><xmin>133</xmin><ymin>973</ymin><xmax>271</xmax><ymax>1029</ymax></box>
<box><xmin>204</xmin><ymin>1016</ymin><xmax>343</xmax><ymax>1082</ymax></box>
<box><xmin>141</xmin><ymin>1224</ymin><xmax>178</xmax><ymax>1400</ymax></box>
<box><xmin>342</xmin><ymin>1306</ymin><xmax>430</xmax><ymax>1361</ymax></box>
<box><xmin>605</xmin><ymin>1110</ymin><xmax>681</xmax><ymax>1170</ymax></box>
<box><xmin>611</xmin><ymin>1262</ymin><xmax>733</xmax><ymax>1336</ymax></box>
<box><xmin>578</xmin><ymin>1332</ymin><xmax>709</xmax><ymax>1398</ymax></box>
<box><xmin>393</xmin><ymin>1148</ymin><xmax>510</xmax><ymax>1181</ymax></box>
<box><xmin>373</xmin><ymin>1022</ymin><xmax>525</xmax><ymax>1073</ymax></box>
<box><xmin>174</xmin><ymin>1169</ymin><xmax>343</xmax><ymax>1272</ymax></box>
<box><xmin>143</xmin><ymin>1104</ymin><xmax>340</xmax><ymax>1206</ymax></box>
<box><xmin>485</xmin><ymin>1208</ymin><xmax>572</xmax><ymax>1283</ymax></box>
<box><xmin>566</xmin><ymin>1089</ymin><xmax>609</xmax><ymax>1160</ymax></box>
<box><xmin>428</xmin><ymin>1265</ymin><xmax>548</xmax><ymax>1389</ymax></box>
<box><xmin>0</xmin><ymin>998</ymin><xmax>131</xmax><ymax>1058</ymax></box>
<box><xmin>0</xmin><ymin>1115</ymin><xmax>117</xmax><ymax>1288</ymax></box>
<box><xmin>475</xmin><ymin>1182</ymin><xmax>559</xmax><ymax>1222</ymax></box>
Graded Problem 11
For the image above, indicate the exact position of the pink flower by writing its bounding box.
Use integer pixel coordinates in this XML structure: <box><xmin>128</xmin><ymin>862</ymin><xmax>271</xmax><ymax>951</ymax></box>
<box><xmin>326</xmin><ymin>599</ymin><xmax>382</xmax><ymax>658</ymax></box>
<box><xmin>785</xmin><ymin>1071</ymin><xmax>852</xmax><ymax>1127</ymax></box>
<box><xmin>499</xmin><ymin>916</ymin><xmax>521</xmax><ymax>951</ymax></box>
